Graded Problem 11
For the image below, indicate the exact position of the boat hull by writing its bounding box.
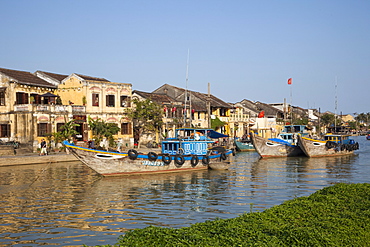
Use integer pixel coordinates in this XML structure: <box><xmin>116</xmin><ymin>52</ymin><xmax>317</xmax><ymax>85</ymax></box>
<box><xmin>63</xmin><ymin>141</ymin><xmax>232</xmax><ymax>176</ymax></box>
<box><xmin>297</xmin><ymin>135</ymin><xmax>356</xmax><ymax>158</ymax></box>
<box><xmin>250</xmin><ymin>134</ymin><xmax>304</xmax><ymax>158</ymax></box>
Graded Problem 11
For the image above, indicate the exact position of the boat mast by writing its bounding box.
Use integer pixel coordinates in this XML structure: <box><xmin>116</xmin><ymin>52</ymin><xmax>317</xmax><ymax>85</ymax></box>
<box><xmin>207</xmin><ymin>83</ymin><xmax>211</xmax><ymax>128</ymax></box>
<box><xmin>334</xmin><ymin>77</ymin><xmax>338</xmax><ymax>133</ymax></box>
<box><xmin>184</xmin><ymin>49</ymin><xmax>190</xmax><ymax>127</ymax></box>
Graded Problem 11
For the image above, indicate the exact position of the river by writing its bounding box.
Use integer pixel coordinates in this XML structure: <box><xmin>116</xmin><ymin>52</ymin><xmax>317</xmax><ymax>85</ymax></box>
<box><xmin>0</xmin><ymin>136</ymin><xmax>369</xmax><ymax>246</ymax></box>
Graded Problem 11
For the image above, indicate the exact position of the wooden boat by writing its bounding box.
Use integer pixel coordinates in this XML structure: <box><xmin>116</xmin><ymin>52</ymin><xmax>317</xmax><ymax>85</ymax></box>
<box><xmin>250</xmin><ymin>133</ymin><xmax>304</xmax><ymax>158</ymax></box>
<box><xmin>297</xmin><ymin>134</ymin><xmax>359</xmax><ymax>157</ymax></box>
<box><xmin>250</xmin><ymin>125</ymin><xmax>309</xmax><ymax>158</ymax></box>
<box><xmin>234</xmin><ymin>138</ymin><xmax>255</xmax><ymax>151</ymax></box>
<box><xmin>63</xmin><ymin>128</ymin><xmax>233</xmax><ymax>176</ymax></box>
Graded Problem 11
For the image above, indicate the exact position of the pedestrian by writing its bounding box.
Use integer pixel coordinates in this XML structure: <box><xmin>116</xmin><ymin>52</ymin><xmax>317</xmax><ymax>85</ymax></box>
<box><xmin>40</xmin><ymin>139</ymin><xmax>47</xmax><ymax>156</ymax></box>
<box><xmin>116</xmin><ymin>140</ymin><xmax>122</xmax><ymax>152</ymax></box>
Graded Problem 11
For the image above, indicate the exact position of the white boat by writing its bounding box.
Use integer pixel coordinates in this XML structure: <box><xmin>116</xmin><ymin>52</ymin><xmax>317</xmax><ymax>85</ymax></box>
<box><xmin>63</xmin><ymin>128</ymin><xmax>234</xmax><ymax>176</ymax></box>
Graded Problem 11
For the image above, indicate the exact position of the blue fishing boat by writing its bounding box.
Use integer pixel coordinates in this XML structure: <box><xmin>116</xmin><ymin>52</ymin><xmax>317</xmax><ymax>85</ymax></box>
<box><xmin>234</xmin><ymin>137</ymin><xmax>255</xmax><ymax>151</ymax></box>
<box><xmin>63</xmin><ymin>128</ymin><xmax>234</xmax><ymax>176</ymax></box>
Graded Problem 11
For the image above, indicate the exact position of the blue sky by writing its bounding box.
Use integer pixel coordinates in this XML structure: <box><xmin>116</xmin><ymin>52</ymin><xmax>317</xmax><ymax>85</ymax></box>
<box><xmin>1</xmin><ymin>0</ymin><xmax>369</xmax><ymax>114</ymax></box>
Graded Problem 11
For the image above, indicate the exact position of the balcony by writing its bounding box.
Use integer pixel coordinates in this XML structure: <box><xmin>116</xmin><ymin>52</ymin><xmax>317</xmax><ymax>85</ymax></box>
<box><xmin>14</xmin><ymin>104</ymin><xmax>72</xmax><ymax>113</ymax></box>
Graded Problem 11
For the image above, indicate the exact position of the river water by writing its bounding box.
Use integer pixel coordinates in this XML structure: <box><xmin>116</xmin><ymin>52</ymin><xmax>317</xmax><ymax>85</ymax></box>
<box><xmin>0</xmin><ymin>136</ymin><xmax>369</xmax><ymax>246</ymax></box>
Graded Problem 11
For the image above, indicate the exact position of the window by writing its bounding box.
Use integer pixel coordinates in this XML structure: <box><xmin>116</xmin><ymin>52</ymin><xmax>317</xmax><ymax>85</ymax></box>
<box><xmin>0</xmin><ymin>124</ymin><xmax>10</xmax><ymax>137</ymax></box>
<box><xmin>0</xmin><ymin>91</ymin><xmax>5</xmax><ymax>106</ymax></box>
<box><xmin>92</xmin><ymin>93</ymin><xmax>99</xmax><ymax>106</ymax></box>
<box><xmin>219</xmin><ymin>108</ymin><xmax>227</xmax><ymax>117</ymax></box>
<box><xmin>106</xmin><ymin>95</ymin><xmax>115</xmax><ymax>107</ymax></box>
<box><xmin>120</xmin><ymin>96</ymin><xmax>130</xmax><ymax>107</ymax></box>
<box><xmin>37</xmin><ymin>123</ymin><xmax>51</xmax><ymax>137</ymax></box>
<box><xmin>121</xmin><ymin>123</ymin><xmax>132</xmax><ymax>135</ymax></box>
<box><xmin>16</xmin><ymin>92</ymin><xmax>28</xmax><ymax>104</ymax></box>
<box><xmin>57</xmin><ymin>123</ymin><xmax>65</xmax><ymax>132</ymax></box>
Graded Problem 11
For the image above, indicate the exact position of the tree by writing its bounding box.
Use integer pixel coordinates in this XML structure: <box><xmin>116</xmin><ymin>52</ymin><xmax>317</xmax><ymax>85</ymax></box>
<box><xmin>88</xmin><ymin>116</ymin><xmax>120</xmax><ymax>148</ymax></box>
<box><xmin>211</xmin><ymin>116</ymin><xmax>226</xmax><ymax>130</ymax></box>
<box><xmin>321</xmin><ymin>113</ymin><xmax>336</xmax><ymax>127</ymax></box>
<box><xmin>59</xmin><ymin>119</ymin><xmax>80</xmax><ymax>141</ymax></box>
<box><xmin>125</xmin><ymin>98</ymin><xmax>163</xmax><ymax>148</ymax></box>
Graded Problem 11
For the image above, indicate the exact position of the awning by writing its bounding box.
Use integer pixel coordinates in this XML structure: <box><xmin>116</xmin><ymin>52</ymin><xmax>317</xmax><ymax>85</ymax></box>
<box><xmin>41</xmin><ymin>92</ymin><xmax>58</xmax><ymax>97</ymax></box>
<box><xmin>207</xmin><ymin>130</ymin><xmax>229</xmax><ymax>139</ymax></box>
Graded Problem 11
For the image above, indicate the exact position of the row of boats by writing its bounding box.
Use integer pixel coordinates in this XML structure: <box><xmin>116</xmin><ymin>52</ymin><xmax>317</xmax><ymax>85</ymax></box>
<box><xmin>236</xmin><ymin>125</ymin><xmax>360</xmax><ymax>158</ymax></box>
<box><xmin>63</xmin><ymin>125</ymin><xmax>360</xmax><ymax>177</ymax></box>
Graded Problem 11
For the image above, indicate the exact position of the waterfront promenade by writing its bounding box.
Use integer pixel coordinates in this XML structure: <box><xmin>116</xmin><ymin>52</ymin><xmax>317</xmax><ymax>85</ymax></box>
<box><xmin>0</xmin><ymin>152</ymin><xmax>78</xmax><ymax>167</ymax></box>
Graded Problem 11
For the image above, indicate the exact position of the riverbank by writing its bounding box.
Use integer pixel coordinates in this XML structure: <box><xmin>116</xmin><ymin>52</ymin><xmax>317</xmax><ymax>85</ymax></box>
<box><xmin>100</xmin><ymin>183</ymin><xmax>370</xmax><ymax>246</ymax></box>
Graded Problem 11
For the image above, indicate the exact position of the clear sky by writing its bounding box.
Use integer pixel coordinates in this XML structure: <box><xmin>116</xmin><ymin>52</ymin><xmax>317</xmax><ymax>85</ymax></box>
<box><xmin>1</xmin><ymin>0</ymin><xmax>369</xmax><ymax>115</ymax></box>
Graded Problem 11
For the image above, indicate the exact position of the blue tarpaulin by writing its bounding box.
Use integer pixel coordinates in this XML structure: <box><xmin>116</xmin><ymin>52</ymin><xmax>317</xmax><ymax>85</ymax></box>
<box><xmin>207</xmin><ymin>130</ymin><xmax>228</xmax><ymax>139</ymax></box>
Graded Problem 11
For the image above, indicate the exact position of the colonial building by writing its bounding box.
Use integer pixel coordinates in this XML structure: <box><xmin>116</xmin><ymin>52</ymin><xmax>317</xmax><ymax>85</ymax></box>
<box><xmin>0</xmin><ymin>67</ymin><xmax>59</xmax><ymax>148</ymax></box>
<box><xmin>0</xmin><ymin>67</ymin><xmax>134</xmax><ymax>151</ymax></box>
<box><xmin>55</xmin><ymin>73</ymin><xmax>133</xmax><ymax>145</ymax></box>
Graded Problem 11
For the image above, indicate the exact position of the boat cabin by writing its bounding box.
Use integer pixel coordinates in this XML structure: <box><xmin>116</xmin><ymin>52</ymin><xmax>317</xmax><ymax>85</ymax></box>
<box><xmin>283</xmin><ymin>125</ymin><xmax>309</xmax><ymax>134</ymax></box>
<box><xmin>161</xmin><ymin>128</ymin><xmax>218</xmax><ymax>156</ymax></box>
<box><xmin>324</xmin><ymin>134</ymin><xmax>354</xmax><ymax>144</ymax></box>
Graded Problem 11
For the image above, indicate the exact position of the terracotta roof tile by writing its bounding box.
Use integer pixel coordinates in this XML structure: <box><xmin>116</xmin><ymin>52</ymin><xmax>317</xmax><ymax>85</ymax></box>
<box><xmin>0</xmin><ymin>67</ymin><xmax>56</xmax><ymax>88</ymax></box>
<box><xmin>75</xmin><ymin>73</ymin><xmax>109</xmax><ymax>82</ymax></box>
<box><xmin>36</xmin><ymin>71</ymin><xmax>69</xmax><ymax>82</ymax></box>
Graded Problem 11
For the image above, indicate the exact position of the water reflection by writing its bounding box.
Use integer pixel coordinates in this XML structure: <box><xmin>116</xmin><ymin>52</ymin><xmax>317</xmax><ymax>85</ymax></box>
<box><xmin>0</xmin><ymin>136</ymin><xmax>368</xmax><ymax>246</ymax></box>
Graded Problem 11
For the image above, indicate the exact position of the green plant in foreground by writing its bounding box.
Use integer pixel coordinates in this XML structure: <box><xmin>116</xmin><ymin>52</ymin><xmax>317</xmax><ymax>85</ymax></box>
<box><xmin>89</xmin><ymin>183</ymin><xmax>370</xmax><ymax>247</ymax></box>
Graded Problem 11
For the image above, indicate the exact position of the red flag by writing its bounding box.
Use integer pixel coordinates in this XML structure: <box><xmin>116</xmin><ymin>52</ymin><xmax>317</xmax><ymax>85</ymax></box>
<box><xmin>258</xmin><ymin>111</ymin><xmax>265</xmax><ymax>118</ymax></box>
<box><xmin>287</xmin><ymin>78</ymin><xmax>292</xmax><ymax>85</ymax></box>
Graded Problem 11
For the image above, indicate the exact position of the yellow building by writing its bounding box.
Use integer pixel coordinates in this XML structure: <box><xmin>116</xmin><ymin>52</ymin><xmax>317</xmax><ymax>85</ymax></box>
<box><xmin>55</xmin><ymin>73</ymin><xmax>133</xmax><ymax>144</ymax></box>
<box><xmin>0</xmin><ymin>67</ymin><xmax>134</xmax><ymax>152</ymax></box>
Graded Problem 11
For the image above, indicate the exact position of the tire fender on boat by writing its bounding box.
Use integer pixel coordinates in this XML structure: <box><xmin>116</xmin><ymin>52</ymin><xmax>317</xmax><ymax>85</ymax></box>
<box><xmin>148</xmin><ymin>152</ymin><xmax>158</xmax><ymax>161</ymax></box>
<box><xmin>128</xmin><ymin>149</ymin><xmax>138</xmax><ymax>160</ymax></box>
<box><xmin>162</xmin><ymin>153</ymin><xmax>172</xmax><ymax>165</ymax></box>
<box><xmin>191</xmin><ymin>155</ymin><xmax>199</xmax><ymax>167</ymax></box>
<box><xmin>220</xmin><ymin>152</ymin><xmax>227</xmax><ymax>161</ymax></box>
<box><xmin>175</xmin><ymin>154</ymin><xmax>185</xmax><ymax>166</ymax></box>
<box><xmin>202</xmin><ymin>155</ymin><xmax>210</xmax><ymax>165</ymax></box>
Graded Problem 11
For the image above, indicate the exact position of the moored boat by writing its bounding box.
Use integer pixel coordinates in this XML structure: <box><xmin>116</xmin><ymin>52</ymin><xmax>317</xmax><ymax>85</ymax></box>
<box><xmin>297</xmin><ymin>134</ymin><xmax>359</xmax><ymax>158</ymax></box>
<box><xmin>234</xmin><ymin>138</ymin><xmax>255</xmax><ymax>152</ymax></box>
<box><xmin>63</xmin><ymin>128</ymin><xmax>233</xmax><ymax>176</ymax></box>
<box><xmin>250</xmin><ymin>125</ymin><xmax>309</xmax><ymax>158</ymax></box>
<box><xmin>250</xmin><ymin>133</ymin><xmax>304</xmax><ymax>158</ymax></box>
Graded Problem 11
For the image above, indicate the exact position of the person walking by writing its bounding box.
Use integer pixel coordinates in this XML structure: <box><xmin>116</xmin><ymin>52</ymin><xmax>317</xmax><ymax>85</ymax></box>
<box><xmin>116</xmin><ymin>140</ymin><xmax>122</xmax><ymax>152</ymax></box>
<box><xmin>40</xmin><ymin>139</ymin><xmax>47</xmax><ymax>156</ymax></box>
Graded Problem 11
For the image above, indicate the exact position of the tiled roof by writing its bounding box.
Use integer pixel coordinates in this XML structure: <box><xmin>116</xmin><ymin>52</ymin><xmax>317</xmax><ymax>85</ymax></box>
<box><xmin>133</xmin><ymin>90</ymin><xmax>176</xmax><ymax>104</ymax></box>
<box><xmin>0</xmin><ymin>67</ymin><xmax>56</xmax><ymax>88</ymax></box>
<box><xmin>36</xmin><ymin>71</ymin><xmax>69</xmax><ymax>82</ymax></box>
<box><xmin>153</xmin><ymin>84</ymin><xmax>232</xmax><ymax>109</ymax></box>
<box><xmin>75</xmin><ymin>73</ymin><xmax>109</xmax><ymax>82</ymax></box>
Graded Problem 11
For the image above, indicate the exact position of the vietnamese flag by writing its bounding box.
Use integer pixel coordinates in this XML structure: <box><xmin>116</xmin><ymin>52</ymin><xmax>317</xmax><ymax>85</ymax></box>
<box><xmin>287</xmin><ymin>78</ymin><xmax>292</xmax><ymax>85</ymax></box>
